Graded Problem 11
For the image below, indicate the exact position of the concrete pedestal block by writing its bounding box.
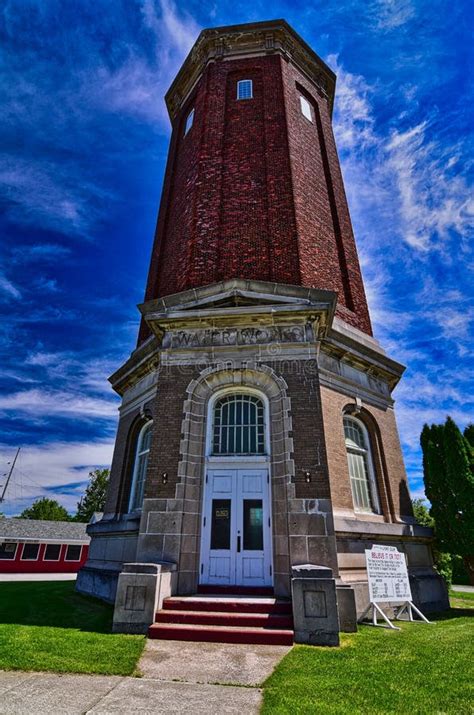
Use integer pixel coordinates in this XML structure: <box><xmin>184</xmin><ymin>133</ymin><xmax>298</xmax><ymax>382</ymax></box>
<box><xmin>112</xmin><ymin>562</ymin><xmax>177</xmax><ymax>634</ymax></box>
<box><xmin>291</xmin><ymin>564</ymin><xmax>340</xmax><ymax>646</ymax></box>
<box><xmin>336</xmin><ymin>584</ymin><xmax>358</xmax><ymax>632</ymax></box>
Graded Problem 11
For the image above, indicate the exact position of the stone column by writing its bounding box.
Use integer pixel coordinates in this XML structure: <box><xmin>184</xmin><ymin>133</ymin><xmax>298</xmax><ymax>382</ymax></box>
<box><xmin>112</xmin><ymin>562</ymin><xmax>177</xmax><ymax>634</ymax></box>
<box><xmin>291</xmin><ymin>564</ymin><xmax>340</xmax><ymax>646</ymax></box>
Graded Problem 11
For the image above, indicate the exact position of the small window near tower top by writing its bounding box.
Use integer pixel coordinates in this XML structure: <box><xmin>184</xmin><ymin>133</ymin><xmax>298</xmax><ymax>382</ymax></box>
<box><xmin>184</xmin><ymin>108</ymin><xmax>194</xmax><ymax>135</ymax></box>
<box><xmin>237</xmin><ymin>79</ymin><xmax>253</xmax><ymax>100</ymax></box>
<box><xmin>300</xmin><ymin>95</ymin><xmax>313</xmax><ymax>122</ymax></box>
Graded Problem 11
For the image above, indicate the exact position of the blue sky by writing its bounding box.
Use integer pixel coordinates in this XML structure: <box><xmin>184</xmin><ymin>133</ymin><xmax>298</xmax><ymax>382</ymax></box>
<box><xmin>0</xmin><ymin>0</ymin><xmax>472</xmax><ymax>516</ymax></box>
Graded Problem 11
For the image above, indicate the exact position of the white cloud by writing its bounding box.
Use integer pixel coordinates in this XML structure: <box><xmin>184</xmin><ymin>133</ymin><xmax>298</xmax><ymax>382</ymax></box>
<box><xmin>0</xmin><ymin>439</ymin><xmax>115</xmax><ymax>516</ymax></box>
<box><xmin>0</xmin><ymin>270</ymin><xmax>21</xmax><ymax>299</ymax></box>
<box><xmin>0</xmin><ymin>389</ymin><xmax>118</xmax><ymax>419</ymax></box>
<box><xmin>371</xmin><ymin>0</ymin><xmax>415</xmax><ymax>30</ymax></box>
<box><xmin>86</xmin><ymin>0</ymin><xmax>200</xmax><ymax>124</ymax></box>
<box><xmin>0</xmin><ymin>154</ymin><xmax>109</xmax><ymax>237</ymax></box>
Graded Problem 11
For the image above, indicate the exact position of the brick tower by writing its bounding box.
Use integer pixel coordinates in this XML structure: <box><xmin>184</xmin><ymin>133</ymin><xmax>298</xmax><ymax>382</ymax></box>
<box><xmin>77</xmin><ymin>20</ymin><xmax>447</xmax><ymax>640</ymax></box>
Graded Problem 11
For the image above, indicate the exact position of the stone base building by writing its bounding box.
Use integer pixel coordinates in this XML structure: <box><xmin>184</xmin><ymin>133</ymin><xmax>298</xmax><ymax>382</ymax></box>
<box><xmin>77</xmin><ymin>20</ymin><xmax>447</xmax><ymax>640</ymax></box>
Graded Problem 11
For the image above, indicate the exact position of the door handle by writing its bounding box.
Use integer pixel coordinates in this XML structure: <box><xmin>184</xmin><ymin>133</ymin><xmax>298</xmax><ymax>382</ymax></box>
<box><xmin>237</xmin><ymin>535</ymin><xmax>241</xmax><ymax>553</ymax></box>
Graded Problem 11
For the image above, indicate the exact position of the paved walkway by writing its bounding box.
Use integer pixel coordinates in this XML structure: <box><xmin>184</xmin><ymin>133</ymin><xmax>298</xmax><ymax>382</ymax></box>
<box><xmin>0</xmin><ymin>573</ymin><xmax>77</xmax><ymax>582</ymax></box>
<box><xmin>452</xmin><ymin>584</ymin><xmax>474</xmax><ymax>593</ymax></box>
<box><xmin>0</xmin><ymin>640</ymin><xmax>291</xmax><ymax>714</ymax></box>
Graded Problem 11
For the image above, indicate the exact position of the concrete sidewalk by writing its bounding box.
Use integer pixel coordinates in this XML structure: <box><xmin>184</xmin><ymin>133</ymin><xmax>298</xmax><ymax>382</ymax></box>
<box><xmin>0</xmin><ymin>640</ymin><xmax>291</xmax><ymax>714</ymax></box>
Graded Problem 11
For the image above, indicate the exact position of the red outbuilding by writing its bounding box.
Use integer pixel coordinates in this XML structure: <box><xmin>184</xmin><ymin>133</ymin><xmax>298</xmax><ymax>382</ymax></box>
<box><xmin>0</xmin><ymin>518</ymin><xmax>90</xmax><ymax>574</ymax></box>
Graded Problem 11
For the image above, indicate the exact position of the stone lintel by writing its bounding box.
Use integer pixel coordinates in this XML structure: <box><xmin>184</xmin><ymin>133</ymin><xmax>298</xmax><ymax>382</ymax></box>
<box><xmin>334</xmin><ymin>517</ymin><xmax>433</xmax><ymax>540</ymax></box>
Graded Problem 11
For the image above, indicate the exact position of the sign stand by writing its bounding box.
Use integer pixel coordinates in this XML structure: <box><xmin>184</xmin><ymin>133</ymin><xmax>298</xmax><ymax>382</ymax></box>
<box><xmin>358</xmin><ymin>601</ymin><xmax>400</xmax><ymax>630</ymax></box>
<box><xmin>394</xmin><ymin>601</ymin><xmax>432</xmax><ymax>624</ymax></box>
<box><xmin>358</xmin><ymin>544</ymin><xmax>432</xmax><ymax>630</ymax></box>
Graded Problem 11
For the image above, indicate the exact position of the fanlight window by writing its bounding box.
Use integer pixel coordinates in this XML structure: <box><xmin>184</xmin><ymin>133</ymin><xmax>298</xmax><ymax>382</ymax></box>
<box><xmin>129</xmin><ymin>421</ymin><xmax>153</xmax><ymax>511</ymax></box>
<box><xmin>343</xmin><ymin>416</ymin><xmax>381</xmax><ymax>514</ymax></box>
<box><xmin>212</xmin><ymin>394</ymin><xmax>265</xmax><ymax>455</ymax></box>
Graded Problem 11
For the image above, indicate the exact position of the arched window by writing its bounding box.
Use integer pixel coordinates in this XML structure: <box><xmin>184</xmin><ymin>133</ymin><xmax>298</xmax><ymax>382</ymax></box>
<box><xmin>343</xmin><ymin>415</ymin><xmax>381</xmax><ymax>514</ymax></box>
<box><xmin>129</xmin><ymin>421</ymin><xmax>153</xmax><ymax>511</ymax></box>
<box><xmin>212</xmin><ymin>393</ymin><xmax>265</xmax><ymax>455</ymax></box>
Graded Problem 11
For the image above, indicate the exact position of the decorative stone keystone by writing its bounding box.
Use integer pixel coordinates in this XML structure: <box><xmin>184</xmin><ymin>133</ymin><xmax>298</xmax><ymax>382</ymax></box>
<box><xmin>112</xmin><ymin>562</ymin><xmax>177</xmax><ymax>634</ymax></box>
<box><xmin>291</xmin><ymin>564</ymin><xmax>340</xmax><ymax>646</ymax></box>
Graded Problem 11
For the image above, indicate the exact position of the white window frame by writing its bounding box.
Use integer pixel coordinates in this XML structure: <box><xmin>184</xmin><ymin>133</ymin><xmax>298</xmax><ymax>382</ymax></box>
<box><xmin>44</xmin><ymin>543</ymin><xmax>62</xmax><ymax>561</ymax></box>
<box><xmin>184</xmin><ymin>108</ymin><xmax>194</xmax><ymax>135</ymax></box>
<box><xmin>128</xmin><ymin>420</ymin><xmax>153</xmax><ymax>512</ymax></box>
<box><xmin>237</xmin><ymin>79</ymin><xmax>253</xmax><ymax>100</ymax></box>
<box><xmin>211</xmin><ymin>392</ymin><xmax>266</xmax><ymax>457</ymax></box>
<box><xmin>344</xmin><ymin>415</ymin><xmax>381</xmax><ymax>515</ymax></box>
<box><xmin>20</xmin><ymin>542</ymin><xmax>40</xmax><ymax>561</ymax></box>
<box><xmin>65</xmin><ymin>544</ymin><xmax>83</xmax><ymax>562</ymax></box>
<box><xmin>206</xmin><ymin>387</ymin><xmax>270</xmax><ymax>461</ymax></box>
<box><xmin>0</xmin><ymin>542</ymin><xmax>18</xmax><ymax>560</ymax></box>
<box><xmin>299</xmin><ymin>95</ymin><xmax>313</xmax><ymax>122</ymax></box>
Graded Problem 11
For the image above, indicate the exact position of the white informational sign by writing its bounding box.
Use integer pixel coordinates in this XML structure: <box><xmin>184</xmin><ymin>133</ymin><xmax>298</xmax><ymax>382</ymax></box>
<box><xmin>365</xmin><ymin>544</ymin><xmax>412</xmax><ymax>603</ymax></box>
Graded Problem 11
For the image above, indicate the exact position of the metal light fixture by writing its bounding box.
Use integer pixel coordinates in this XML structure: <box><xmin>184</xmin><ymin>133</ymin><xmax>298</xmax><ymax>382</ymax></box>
<box><xmin>304</xmin><ymin>470</ymin><xmax>311</xmax><ymax>483</ymax></box>
<box><xmin>162</xmin><ymin>472</ymin><xmax>168</xmax><ymax>484</ymax></box>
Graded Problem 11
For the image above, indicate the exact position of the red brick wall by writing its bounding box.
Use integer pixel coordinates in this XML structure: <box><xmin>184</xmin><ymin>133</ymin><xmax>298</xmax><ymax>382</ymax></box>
<box><xmin>139</xmin><ymin>53</ymin><xmax>371</xmax><ymax>343</ymax></box>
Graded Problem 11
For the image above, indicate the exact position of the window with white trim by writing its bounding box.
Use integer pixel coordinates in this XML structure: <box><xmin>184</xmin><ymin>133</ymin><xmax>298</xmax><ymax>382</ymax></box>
<box><xmin>299</xmin><ymin>95</ymin><xmax>313</xmax><ymax>122</ymax></box>
<box><xmin>0</xmin><ymin>543</ymin><xmax>17</xmax><ymax>560</ymax></box>
<box><xmin>184</xmin><ymin>108</ymin><xmax>194</xmax><ymax>135</ymax></box>
<box><xmin>129</xmin><ymin>421</ymin><xmax>153</xmax><ymax>511</ymax></box>
<box><xmin>212</xmin><ymin>393</ymin><xmax>265</xmax><ymax>455</ymax></box>
<box><xmin>237</xmin><ymin>79</ymin><xmax>253</xmax><ymax>100</ymax></box>
<box><xmin>344</xmin><ymin>415</ymin><xmax>381</xmax><ymax>514</ymax></box>
<box><xmin>44</xmin><ymin>544</ymin><xmax>61</xmax><ymax>561</ymax></box>
<box><xmin>65</xmin><ymin>544</ymin><xmax>82</xmax><ymax>561</ymax></box>
<box><xmin>21</xmin><ymin>543</ymin><xmax>40</xmax><ymax>560</ymax></box>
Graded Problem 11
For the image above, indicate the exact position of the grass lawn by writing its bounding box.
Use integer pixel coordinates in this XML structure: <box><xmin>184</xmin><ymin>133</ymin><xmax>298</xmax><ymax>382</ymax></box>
<box><xmin>0</xmin><ymin>581</ymin><xmax>145</xmax><ymax>675</ymax></box>
<box><xmin>449</xmin><ymin>589</ymin><xmax>474</xmax><ymax>610</ymax></box>
<box><xmin>262</xmin><ymin>607</ymin><xmax>474</xmax><ymax>714</ymax></box>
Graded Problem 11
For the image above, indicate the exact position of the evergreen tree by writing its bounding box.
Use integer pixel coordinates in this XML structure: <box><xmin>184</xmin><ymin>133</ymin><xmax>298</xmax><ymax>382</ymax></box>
<box><xmin>463</xmin><ymin>423</ymin><xmax>474</xmax><ymax>449</ymax></box>
<box><xmin>412</xmin><ymin>498</ymin><xmax>453</xmax><ymax>586</ymax></box>
<box><xmin>74</xmin><ymin>468</ymin><xmax>110</xmax><ymax>523</ymax></box>
<box><xmin>20</xmin><ymin>497</ymin><xmax>70</xmax><ymax>521</ymax></box>
<box><xmin>420</xmin><ymin>417</ymin><xmax>474</xmax><ymax>584</ymax></box>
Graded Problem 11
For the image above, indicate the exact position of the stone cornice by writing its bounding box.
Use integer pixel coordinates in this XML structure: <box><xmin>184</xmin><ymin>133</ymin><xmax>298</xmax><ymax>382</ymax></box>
<box><xmin>108</xmin><ymin>336</ymin><xmax>161</xmax><ymax>396</ymax></box>
<box><xmin>165</xmin><ymin>19</ymin><xmax>336</xmax><ymax>121</ymax></box>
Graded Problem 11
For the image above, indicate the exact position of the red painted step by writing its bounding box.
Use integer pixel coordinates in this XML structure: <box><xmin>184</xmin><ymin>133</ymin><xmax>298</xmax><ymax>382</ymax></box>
<box><xmin>150</xmin><ymin>594</ymin><xmax>295</xmax><ymax>645</ymax></box>
<box><xmin>163</xmin><ymin>596</ymin><xmax>292</xmax><ymax>615</ymax></box>
<box><xmin>155</xmin><ymin>609</ymin><xmax>293</xmax><ymax>629</ymax></box>
<box><xmin>148</xmin><ymin>622</ymin><xmax>294</xmax><ymax>646</ymax></box>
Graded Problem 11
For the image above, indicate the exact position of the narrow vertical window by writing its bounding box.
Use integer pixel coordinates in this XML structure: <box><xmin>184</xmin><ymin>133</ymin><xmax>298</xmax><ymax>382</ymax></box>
<box><xmin>344</xmin><ymin>416</ymin><xmax>381</xmax><ymax>514</ymax></box>
<box><xmin>184</xmin><ymin>108</ymin><xmax>194</xmax><ymax>135</ymax></box>
<box><xmin>129</xmin><ymin>421</ymin><xmax>153</xmax><ymax>511</ymax></box>
<box><xmin>237</xmin><ymin>79</ymin><xmax>253</xmax><ymax>100</ymax></box>
<box><xmin>299</xmin><ymin>95</ymin><xmax>313</xmax><ymax>122</ymax></box>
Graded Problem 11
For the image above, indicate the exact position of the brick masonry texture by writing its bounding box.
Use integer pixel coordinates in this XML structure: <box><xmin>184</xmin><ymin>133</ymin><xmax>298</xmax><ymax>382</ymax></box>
<box><xmin>319</xmin><ymin>385</ymin><xmax>414</xmax><ymax>520</ymax></box>
<box><xmin>138</xmin><ymin>54</ymin><xmax>372</xmax><ymax>343</ymax></box>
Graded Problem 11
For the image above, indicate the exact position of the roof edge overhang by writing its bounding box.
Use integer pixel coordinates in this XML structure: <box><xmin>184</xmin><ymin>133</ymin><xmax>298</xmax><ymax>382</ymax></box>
<box><xmin>165</xmin><ymin>19</ymin><xmax>336</xmax><ymax>120</ymax></box>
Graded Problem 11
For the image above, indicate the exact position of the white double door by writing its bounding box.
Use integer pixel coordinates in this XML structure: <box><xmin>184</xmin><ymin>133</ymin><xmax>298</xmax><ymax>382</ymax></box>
<box><xmin>200</xmin><ymin>468</ymin><xmax>273</xmax><ymax>587</ymax></box>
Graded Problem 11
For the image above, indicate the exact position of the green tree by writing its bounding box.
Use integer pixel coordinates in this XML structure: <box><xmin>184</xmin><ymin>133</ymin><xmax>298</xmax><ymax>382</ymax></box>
<box><xmin>463</xmin><ymin>423</ymin><xmax>474</xmax><ymax>449</ymax></box>
<box><xmin>420</xmin><ymin>417</ymin><xmax>474</xmax><ymax>585</ymax></box>
<box><xmin>20</xmin><ymin>497</ymin><xmax>70</xmax><ymax>521</ymax></box>
<box><xmin>74</xmin><ymin>468</ymin><xmax>110</xmax><ymax>523</ymax></box>
<box><xmin>412</xmin><ymin>498</ymin><xmax>453</xmax><ymax>586</ymax></box>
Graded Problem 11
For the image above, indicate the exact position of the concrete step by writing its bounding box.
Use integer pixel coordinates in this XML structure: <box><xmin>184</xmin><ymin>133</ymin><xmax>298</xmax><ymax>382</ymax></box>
<box><xmin>155</xmin><ymin>608</ymin><xmax>294</xmax><ymax>629</ymax></box>
<box><xmin>197</xmin><ymin>585</ymin><xmax>274</xmax><ymax>596</ymax></box>
<box><xmin>163</xmin><ymin>596</ymin><xmax>292</xmax><ymax>615</ymax></box>
<box><xmin>148</xmin><ymin>622</ymin><xmax>294</xmax><ymax>645</ymax></box>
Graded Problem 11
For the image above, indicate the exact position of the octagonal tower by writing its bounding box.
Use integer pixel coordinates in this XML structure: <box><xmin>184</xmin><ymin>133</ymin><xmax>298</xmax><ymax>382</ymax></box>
<box><xmin>77</xmin><ymin>20</ymin><xmax>448</xmax><ymax>639</ymax></box>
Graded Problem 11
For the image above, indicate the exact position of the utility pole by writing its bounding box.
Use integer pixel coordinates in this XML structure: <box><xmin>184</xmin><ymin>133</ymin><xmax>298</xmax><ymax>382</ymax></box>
<box><xmin>0</xmin><ymin>447</ymin><xmax>20</xmax><ymax>503</ymax></box>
